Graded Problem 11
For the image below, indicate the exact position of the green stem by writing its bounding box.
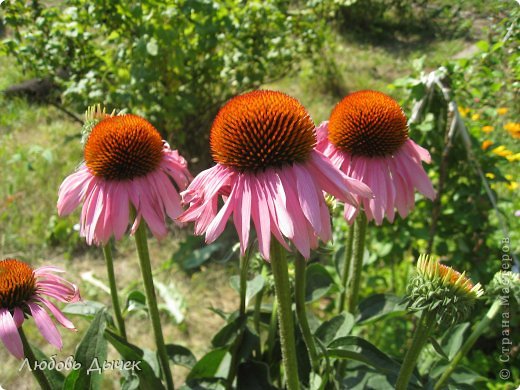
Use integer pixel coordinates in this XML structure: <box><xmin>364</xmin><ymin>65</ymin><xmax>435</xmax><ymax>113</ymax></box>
<box><xmin>294</xmin><ymin>253</ymin><xmax>319</xmax><ymax>372</ymax></box>
<box><xmin>395</xmin><ymin>310</ymin><xmax>437</xmax><ymax>390</ymax></box>
<box><xmin>266</xmin><ymin>298</ymin><xmax>278</xmax><ymax>364</ymax></box>
<box><xmin>347</xmin><ymin>213</ymin><xmax>367</xmax><ymax>313</ymax></box>
<box><xmin>226</xmin><ymin>254</ymin><xmax>250</xmax><ymax>389</ymax></box>
<box><xmin>102</xmin><ymin>243</ymin><xmax>127</xmax><ymax>340</ymax></box>
<box><xmin>338</xmin><ymin>225</ymin><xmax>354</xmax><ymax>313</ymax></box>
<box><xmin>253</xmin><ymin>265</ymin><xmax>267</xmax><ymax>358</ymax></box>
<box><xmin>270</xmin><ymin>239</ymin><xmax>300</xmax><ymax>390</ymax></box>
<box><xmin>434</xmin><ymin>299</ymin><xmax>501</xmax><ymax>390</ymax></box>
<box><xmin>134</xmin><ymin>222</ymin><xmax>174</xmax><ymax>390</ymax></box>
<box><xmin>19</xmin><ymin>327</ymin><xmax>52</xmax><ymax>390</ymax></box>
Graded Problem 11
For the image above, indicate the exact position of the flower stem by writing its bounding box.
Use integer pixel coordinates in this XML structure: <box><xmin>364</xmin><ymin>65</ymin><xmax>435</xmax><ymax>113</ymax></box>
<box><xmin>226</xmin><ymin>253</ymin><xmax>251</xmax><ymax>389</ymax></box>
<box><xmin>19</xmin><ymin>327</ymin><xmax>52</xmax><ymax>390</ymax></box>
<box><xmin>253</xmin><ymin>264</ymin><xmax>267</xmax><ymax>358</ymax></box>
<box><xmin>294</xmin><ymin>253</ymin><xmax>319</xmax><ymax>372</ymax></box>
<box><xmin>270</xmin><ymin>239</ymin><xmax>300</xmax><ymax>390</ymax></box>
<box><xmin>347</xmin><ymin>213</ymin><xmax>367</xmax><ymax>313</ymax></box>
<box><xmin>134</xmin><ymin>222</ymin><xmax>174</xmax><ymax>390</ymax></box>
<box><xmin>338</xmin><ymin>225</ymin><xmax>354</xmax><ymax>313</ymax></box>
<box><xmin>266</xmin><ymin>297</ymin><xmax>278</xmax><ymax>364</ymax></box>
<box><xmin>434</xmin><ymin>299</ymin><xmax>501</xmax><ymax>390</ymax></box>
<box><xmin>395</xmin><ymin>310</ymin><xmax>437</xmax><ymax>390</ymax></box>
<box><xmin>102</xmin><ymin>243</ymin><xmax>127</xmax><ymax>340</ymax></box>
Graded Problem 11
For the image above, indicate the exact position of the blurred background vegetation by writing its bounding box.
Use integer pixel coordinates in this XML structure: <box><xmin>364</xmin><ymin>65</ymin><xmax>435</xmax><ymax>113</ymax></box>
<box><xmin>0</xmin><ymin>0</ymin><xmax>518</xmax><ymax>388</ymax></box>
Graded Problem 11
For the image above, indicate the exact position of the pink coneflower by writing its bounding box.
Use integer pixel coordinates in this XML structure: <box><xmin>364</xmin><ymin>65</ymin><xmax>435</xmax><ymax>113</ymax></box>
<box><xmin>316</xmin><ymin>90</ymin><xmax>435</xmax><ymax>225</ymax></box>
<box><xmin>0</xmin><ymin>258</ymin><xmax>80</xmax><ymax>359</ymax></box>
<box><xmin>179</xmin><ymin>90</ymin><xmax>372</xmax><ymax>260</ymax></box>
<box><xmin>57</xmin><ymin>114</ymin><xmax>192</xmax><ymax>245</ymax></box>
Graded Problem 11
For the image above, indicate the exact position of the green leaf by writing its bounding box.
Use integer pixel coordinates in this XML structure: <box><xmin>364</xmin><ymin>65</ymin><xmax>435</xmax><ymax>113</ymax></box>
<box><xmin>181</xmin><ymin>243</ymin><xmax>223</xmax><ymax>270</ymax></box>
<box><xmin>356</xmin><ymin>294</ymin><xmax>407</xmax><ymax>324</ymax></box>
<box><xmin>315</xmin><ymin>312</ymin><xmax>355</xmax><ymax>346</ymax></box>
<box><xmin>125</xmin><ymin>290</ymin><xmax>147</xmax><ymax>314</ymax></box>
<box><xmin>166</xmin><ymin>344</ymin><xmax>197</xmax><ymax>369</ymax></box>
<box><xmin>155</xmin><ymin>280</ymin><xmax>185</xmax><ymax>324</ymax></box>
<box><xmin>305</xmin><ymin>263</ymin><xmax>336</xmax><ymax>302</ymax></box>
<box><xmin>32</xmin><ymin>345</ymin><xmax>65</xmax><ymax>389</ymax></box>
<box><xmin>212</xmin><ymin>315</ymin><xmax>246</xmax><ymax>347</ymax></box>
<box><xmin>62</xmin><ymin>301</ymin><xmax>105</xmax><ymax>317</ymax></box>
<box><xmin>187</xmin><ymin>348</ymin><xmax>231</xmax><ymax>380</ymax></box>
<box><xmin>328</xmin><ymin>336</ymin><xmax>404</xmax><ymax>378</ymax></box>
<box><xmin>429</xmin><ymin>336</ymin><xmax>450</xmax><ymax>361</ymax></box>
<box><xmin>237</xmin><ymin>361</ymin><xmax>276</xmax><ymax>390</ymax></box>
<box><xmin>445</xmin><ymin>322</ymin><xmax>470</xmax><ymax>360</ymax></box>
<box><xmin>66</xmin><ymin>309</ymin><xmax>107</xmax><ymax>390</ymax></box>
<box><xmin>230</xmin><ymin>274</ymin><xmax>265</xmax><ymax>307</ymax></box>
<box><xmin>104</xmin><ymin>329</ymin><xmax>166</xmax><ymax>390</ymax></box>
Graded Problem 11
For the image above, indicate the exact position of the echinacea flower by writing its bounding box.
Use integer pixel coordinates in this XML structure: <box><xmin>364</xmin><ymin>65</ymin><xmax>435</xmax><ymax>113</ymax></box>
<box><xmin>58</xmin><ymin>113</ymin><xmax>192</xmax><ymax>245</ymax></box>
<box><xmin>406</xmin><ymin>254</ymin><xmax>483</xmax><ymax>325</ymax></box>
<box><xmin>0</xmin><ymin>259</ymin><xmax>80</xmax><ymax>359</ymax></box>
<box><xmin>316</xmin><ymin>90</ymin><xmax>436</xmax><ymax>225</ymax></box>
<box><xmin>179</xmin><ymin>90</ymin><xmax>372</xmax><ymax>260</ymax></box>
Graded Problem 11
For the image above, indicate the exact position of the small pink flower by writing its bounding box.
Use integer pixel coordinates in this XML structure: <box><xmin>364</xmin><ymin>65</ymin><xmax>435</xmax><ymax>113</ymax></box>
<box><xmin>316</xmin><ymin>90</ymin><xmax>435</xmax><ymax>225</ymax></box>
<box><xmin>58</xmin><ymin>114</ymin><xmax>192</xmax><ymax>245</ymax></box>
<box><xmin>0</xmin><ymin>258</ymin><xmax>81</xmax><ymax>359</ymax></box>
<box><xmin>179</xmin><ymin>90</ymin><xmax>372</xmax><ymax>260</ymax></box>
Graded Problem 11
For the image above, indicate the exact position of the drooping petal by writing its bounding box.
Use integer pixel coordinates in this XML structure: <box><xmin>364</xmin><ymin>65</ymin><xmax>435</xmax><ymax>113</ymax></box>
<box><xmin>0</xmin><ymin>308</ymin><xmax>24</xmax><ymax>359</ymax></box>
<box><xmin>27</xmin><ymin>302</ymin><xmax>62</xmax><ymax>349</ymax></box>
<box><xmin>34</xmin><ymin>297</ymin><xmax>76</xmax><ymax>330</ymax></box>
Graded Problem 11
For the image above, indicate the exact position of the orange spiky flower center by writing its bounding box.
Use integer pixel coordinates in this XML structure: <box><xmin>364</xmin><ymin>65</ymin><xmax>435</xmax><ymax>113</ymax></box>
<box><xmin>438</xmin><ymin>264</ymin><xmax>474</xmax><ymax>291</ymax></box>
<box><xmin>84</xmin><ymin>114</ymin><xmax>164</xmax><ymax>180</ymax></box>
<box><xmin>328</xmin><ymin>90</ymin><xmax>409</xmax><ymax>157</ymax></box>
<box><xmin>0</xmin><ymin>259</ymin><xmax>36</xmax><ymax>309</ymax></box>
<box><xmin>210</xmin><ymin>90</ymin><xmax>316</xmax><ymax>171</ymax></box>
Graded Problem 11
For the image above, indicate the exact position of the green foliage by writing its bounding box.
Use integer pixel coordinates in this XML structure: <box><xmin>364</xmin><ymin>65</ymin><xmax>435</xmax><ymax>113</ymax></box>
<box><xmin>2</xmin><ymin>0</ymin><xmax>327</xmax><ymax>162</ymax></box>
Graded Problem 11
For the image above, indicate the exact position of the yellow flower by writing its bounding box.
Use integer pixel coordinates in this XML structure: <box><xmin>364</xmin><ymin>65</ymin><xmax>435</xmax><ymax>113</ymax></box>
<box><xmin>481</xmin><ymin>140</ymin><xmax>494</xmax><ymax>150</ymax></box>
<box><xmin>504</xmin><ymin>122</ymin><xmax>520</xmax><ymax>139</ymax></box>
<box><xmin>482</xmin><ymin>125</ymin><xmax>494</xmax><ymax>133</ymax></box>
<box><xmin>486</xmin><ymin>172</ymin><xmax>496</xmax><ymax>179</ymax></box>
<box><xmin>506</xmin><ymin>181</ymin><xmax>518</xmax><ymax>191</ymax></box>
<box><xmin>458</xmin><ymin>107</ymin><xmax>471</xmax><ymax>118</ymax></box>
<box><xmin>506</xmin><ymin>153</ymin><xmax>520</xmax><ymax>162</ymax></box>
<box><xmin>471</xmin><ymin>113</ymin><xmax>480</xmax><ymax>121</ymax></box>
<box><xmin>492</xmin><ymin>145</ymin><xmax>513</xmax><ymax>158</ymax></box>
<box><xmin>497</xmin><ymin>107</ymin><xmax>508</xmax><ymax>115</ymax></box>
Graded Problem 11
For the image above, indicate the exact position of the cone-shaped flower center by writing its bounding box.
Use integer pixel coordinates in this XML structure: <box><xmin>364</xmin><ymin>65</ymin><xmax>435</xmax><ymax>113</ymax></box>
<box><xmin>210</xmin><ymin>90</ymin><xmax>316</xmax><ymax>171</ymax></box>
<box><xmin>438</xmin><ymin>264</ymin><xmax>474</xmax><ymax>290</ymax></box>
<box><xmin>328</xmin><ymin>90</ymin><xmax>408</xmax><ymax>157</ymax></box>
<box><xmin>0</xmin><ymin>259</ymin><xmax>36</xmax><ymax>309</ymax></box>
<box><xmin>84</xmin><ymin>114</ymin><xmax>164</xmax><ymax>180</ymax></box>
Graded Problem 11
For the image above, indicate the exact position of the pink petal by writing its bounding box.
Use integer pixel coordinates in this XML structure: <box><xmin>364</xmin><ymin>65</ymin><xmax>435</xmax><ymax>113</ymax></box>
<box><xmin>28</xmin><ymin>302</ymin><xmax>62</xmax><ymax>349</ymax></box>
<box><xmin>34</xmin><ymin>297</ymin><xmax>76</xmax><ymax>330</ymax></box>
<box><xmin>293</xmin><ymin>164</ymin><xmax>322</xmax><ymax>234</ymax></box>
<box><xmin>205</xmin><ymin>183</ymin><xmax>237</xmax><ymax>244</ymax></box>
<box><xmin>0</xmin><ymin>308</ymin><xmax>24</xmax><ymax>359</ymax></box>
<box><xmin>13</xmin><ymin>308</ymin><xmax>25</xmax><ymax>328</ymax></box>
<box><xmin>232</xmin><ymin>176</ymin><xmax>251</xmax><ymax>254</ymax></box>
<box><xmin>250</xmin><ymin>178</ymin><xmax>272</xmax><ymax>260</ymax></box>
